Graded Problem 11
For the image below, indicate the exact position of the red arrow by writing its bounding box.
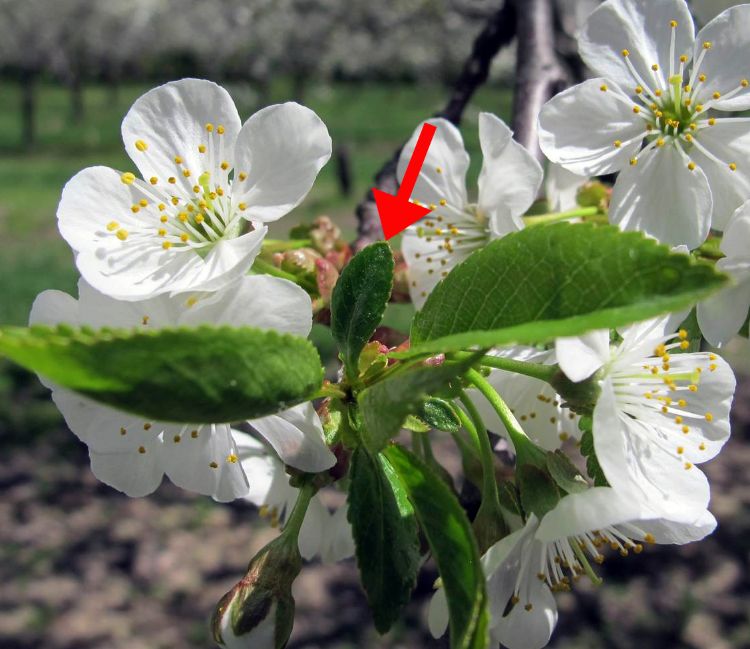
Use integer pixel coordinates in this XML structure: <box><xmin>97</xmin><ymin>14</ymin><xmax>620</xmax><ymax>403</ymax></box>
<box><xmin>373</xmin><ymin>123</ymin><xmax>437</xmax><ymax>240</ymax></box>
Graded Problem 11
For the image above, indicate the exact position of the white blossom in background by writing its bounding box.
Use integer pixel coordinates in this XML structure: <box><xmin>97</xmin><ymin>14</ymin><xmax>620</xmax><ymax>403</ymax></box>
<box><xmin>539</xmin><ymin>0</ymin><xmax>750</xmax><ymax>249</ymax></box>
<box><xmin>399</xmin><ymin>113</ymin><xmax>543</xmax><ymax>307</ymax></box>
<box><xmin>691</xmin><ymin>0</ymin><xmax>741</xmax><ymax>25</ymax></box>
<box><xmin>236</xmin><ymin>431</ymin><xmax>354</xmax><ymax>563</ymax></box>
<box><xmin>468</xmin><ymin>347</ymin><xmax>580</xmax><ymax>452</ymax></box>
<box><xmin>429</xmin><ymin>486</ymin><xmax>716</xmax><ymax>649</ymax></box>
<box><xmin>556</xmin><ymin>316</ymin><xmax>735</xmax><ymax>518</ymax></box>
<box><xmin>697</xmin><ymin>201</ymin><xmax>750</xmax><ymax>344</ymax></box>
<box><xmin>30</xmin><ymin>277</ymin><xmax>335</xmax><ymax>501</ymax></box>
<box><xmin>544</xmin><ymin>163</ymin><xmax>589</xmax><ymax>212</ymax></box>
<box><xmin>57</xmin><ymin>78</ymin><xmax>331</xmax><ymax>300</ymax></box>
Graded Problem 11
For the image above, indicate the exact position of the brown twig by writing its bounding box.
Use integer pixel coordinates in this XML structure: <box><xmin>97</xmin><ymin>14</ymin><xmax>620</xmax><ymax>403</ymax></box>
<box><xmin>352</xmin><ymin>1</ymin><xmax>517</xmax><ymax>250</ymax></box>
<box><xmin>510</xmin><ymin>0</ymin><xmax>573</xmax><ymax>160</ymax></box>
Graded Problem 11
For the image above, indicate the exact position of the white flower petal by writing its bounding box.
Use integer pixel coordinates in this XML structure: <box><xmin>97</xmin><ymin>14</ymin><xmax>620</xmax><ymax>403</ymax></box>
<box><xmin>298</xmin><ymin>496</ymin><xmax>327</xmax><ymax>560</ymax></box>
<box><xmin>687</xmin><ymin>119</ymin><xmax>750</xmax><ymax>230</ymax></box>
<box><xmin>637</xmin><ymin>508</ymin><xmax>717</xmax><ymax>543</ymax></box>
<box><xmin>579</xmin><ymin>0</ymin><xmax>695</xmax><ymax>89</ymax></box>
<box><xmin>693</xmin><ymin>5</ymin><xmax>750</xmax><ymax>111</ymax></box>
<box><xmin>397</xmin><ymin>118</ymin><xmax>469</xmax><ymax>208</ymax></box>
<box><xmin>556</xmin><ymin>329</ymin><xmax>610</xmax><ymax>382</ymax></box>
<box><xmin>122</xmin><ymin>78</ymin><xmax>241</xmax><ymax>185</ymax></box>
<box><xmin>249</xmin><ymin>403</ymin><xmax>336</xmax><ymax>473</ymax></box>
<box><xmin>88</xmin><ymin>444</ymin><xmax>164</xmax><ymax>498</ymax></box>
<box><xmin>29</xmin><ymin>290</ymin><xmax>79</xmax><ymax>327</ymax></box>
<box><xmin>594</xmin><ymin>379</ymin><xmax>711</xmax><ymax>518</ymax></box>
<box><xmin>181</xmin><ymin>274</ymin><xmax>312</xmax><ymax>337</ymax></box>
<box><xmin>697</xmin><ymin>259</ymin><xmax>750</xmax><ymax>345</ymax></box>
<box><xmin>477</xmin><ymin>112</ymin><xmax>543</xmax><ymax>222</ymax></box>
<box><xmin>231</xmin><ymin>103</ymin><xmax>331</xmax><ymax>223</ymax></box>
<box><xmin>427</xmin><ymin>588</ymin><xmax>449</xmax><ymax>639</ymax></box>
<box><xmin>609</xmin><ymin>144</ymin><xmax>712</xmax><ymax>249</ymax></box>
<box><xmin>538</xmin><ymin>79</ymin><xmax>644</xmax><ymax>176</ymax></box>
<box><xmin>720</xmin><ymin>200</ymin><xmax>750</xmax><ymax>258</ymax></box>
<box><xmin>545</xmin><ymin>163</ymin><xmax>588</xmax><ymax>212</ymax></box>
<box><xmin>320</xmin><ymin>504</ymin><xmax>355</xmax><ymax>564</ymax></box>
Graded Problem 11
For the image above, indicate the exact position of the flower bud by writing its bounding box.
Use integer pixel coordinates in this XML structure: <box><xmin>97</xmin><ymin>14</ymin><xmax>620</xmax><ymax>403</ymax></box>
<box><xmin>576</xmin><ymin>180</ymin><xmax>610</xmax><ymax>210</ymax></box>
<box><xmin>211</xmin><ymin>536</ymin><xmax>302</xmax><ymax>649</ymax></box>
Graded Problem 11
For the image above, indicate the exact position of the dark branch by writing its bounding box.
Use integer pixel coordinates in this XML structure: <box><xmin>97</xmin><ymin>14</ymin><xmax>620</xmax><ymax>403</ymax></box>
<box><xmin>510</xmin><ymin>0</ymin><xmax>572</xmax><ymax>160</ymax></box>
<box><xmin>352</xmin><ymin>1</ymin><xmax>517</xmax><ymax>250</ymax></box>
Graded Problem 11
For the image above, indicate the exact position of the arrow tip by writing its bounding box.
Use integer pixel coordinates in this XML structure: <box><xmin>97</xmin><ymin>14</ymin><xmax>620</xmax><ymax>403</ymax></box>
<box><xmin>373</xmin><ymin>188</ymin><xmax>432</xmax><ymax>240</ymax></box>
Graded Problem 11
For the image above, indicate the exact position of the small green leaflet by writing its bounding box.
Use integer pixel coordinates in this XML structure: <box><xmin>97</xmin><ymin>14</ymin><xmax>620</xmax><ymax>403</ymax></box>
<box><xmin>330</xmin><ymin>242</ymin><xmax>394</xmax><ymax>380</ymax></box>
<box><xmin>402</xmin><ymin>224</ymin><xmax>727</xmax><ymax>358</ymax></box>
<box><xmin>347</xmin><ymin>447</ymin><xmax>421</xmax><ymax>634</ymax></box>
<box><xmin>359</xmin><ymin>354</ymin><xmax>482</xmax><ymax>451</ymax></box>
<box><xmin>0</xmin><ymin>325</ymin><xmax>323</xmax><ymax>423</ymax></box>
<box><xmin>383</xmin><ymin>445</ymin><xmax>489</xmax><ymax>649</ymax></box>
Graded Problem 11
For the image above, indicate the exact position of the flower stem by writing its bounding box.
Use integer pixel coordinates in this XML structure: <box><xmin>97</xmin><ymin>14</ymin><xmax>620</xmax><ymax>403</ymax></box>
<box><xmin>262</xmin><ymin>238</ymin><xmax>312</xmax><ymax>253</ymax></box>
<box><xmin>251</xmin><ymin>257</ymin><xmax>300</xmax><ymax>283</ymax></box>
<box><xmin>450</xmin><ymin>351</ymin><xmax>557</xmax><ymax>383</ymax></box>
<box><xmin>457</xmin><ymin>391</ymin><xmax>500</xmax><ymax>508</ymax></box>
<box><xmin>465</xmin><ymin>368</ymin><xmax>546</xmax><ymax>469</ymax></box>
<box><xmin>282</xmin><ymin>482</ymin><xmax>316</xmax><ymax>542</ymax></box>
<box><xmin>523</xmin><ymin>206</ymin><xmax>601</xmax><ymax>227</ymax></box>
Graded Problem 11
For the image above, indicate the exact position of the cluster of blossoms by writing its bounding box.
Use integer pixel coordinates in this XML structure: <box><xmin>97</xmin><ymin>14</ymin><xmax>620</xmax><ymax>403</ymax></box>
<box><xmin>398</xmin><ymin>2</ymin><xmax>744</xmax><ymax>647</ymax></box>
<box><xmin>23</xmin><ymin>2</ymin><xmax>746</xmax><ymax>649</ymax></box>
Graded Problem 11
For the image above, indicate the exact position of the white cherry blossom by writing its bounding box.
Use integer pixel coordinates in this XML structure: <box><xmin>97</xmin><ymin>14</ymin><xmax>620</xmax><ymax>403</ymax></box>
<box><xmin>697</xmin><ymin>200</ymin><xmax>750</xmax><ymax>344</ymax></box>
<box><xmin>468</xmin><ymin>347</ymin><xmax>580</xmax><ymax>452</ymax></box>
<box><xmin>399</xmin><ymin>113</ymin><xmax>543</xmax><ymax>307</ymax></box>
<box><xmin>539</xmin><ymin>0</ymin><xmax>750</xmax><ymax>248</ymax></box>
<box><xmin>29</xmin><ymin>277</ymin><xmax>335</xmax><ymax>501</ymax></box>
<box><xmin>429</xmin><ymin>486</ymin><xmax>715</xmax><ymax>649</ymax></box>
<box><xmin>556</xmin><ymin>316</ymin><xmax>735</xmax><ymax>518</ymax></box>
<box><xmin>236</xmin><ymin>431</ymin><xmax>354</xmax><ymax>563</ymax></box>
<box><xmin>58</xmin><ymin>78</ymin><xmax>331</xmax><ymax>300</ymax></box>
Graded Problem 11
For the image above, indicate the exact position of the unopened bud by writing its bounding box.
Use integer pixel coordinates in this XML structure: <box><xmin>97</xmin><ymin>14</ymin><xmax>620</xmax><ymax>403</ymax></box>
<box><xmin>576</xmin><ymin>181</ymin><xmax>610</xmax><ymax>210</ymax></box>
<box><xmin>211</xmin><ymin>536</ymin><xmax>301</xmax><ymax>648</ymax></box>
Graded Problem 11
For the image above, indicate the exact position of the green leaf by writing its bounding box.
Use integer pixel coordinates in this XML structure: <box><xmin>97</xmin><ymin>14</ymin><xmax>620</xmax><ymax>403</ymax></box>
<box><xmin>419</xmin><ymin>398</ymin><xmax>461</xmax><ymax>432</ymax></box>
<box><xmin>579</xmin><ymin>428</ymin><xmax>609</xmax><ymax>487</ymax></box>
<box><xmin>383</xmin><ymin>445</ymin><xmax>488</xmax><ymax>649</ymax></box>
<box><xmin>404</xmin><ymin>224</ymin><xmax>727</xmax><ymax>357</ymax></box>
<box><xmin>0</xmin><ymin>325</ymin><xmax>323</xmax><ymax>423</ymax></box>
<box><xmin>517</xmin><ymin>464</ymin><xmax>560</xmax><ymax>518</ymax></box>
<box><xmin>347</xmin><ymin>447</ymin><xmax>421</xmax><ymax>634</ymax></box>
<box><xmin>359</xmin><ymin>354</ymin><xmax>482</xmax><ymax>451</ymax></box>
<box><xmin>330</xmin><ymin>242</ymin><xmax>394</xmax><ymax>379</ymax></box>
<box><xmin>546</xmin><ymin>450</ymin><xmax>589</xmax><ymax>494</ymax></box>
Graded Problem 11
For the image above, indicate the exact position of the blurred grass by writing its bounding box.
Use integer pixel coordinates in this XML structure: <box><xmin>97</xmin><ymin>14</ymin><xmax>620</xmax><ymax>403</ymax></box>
<box><xmin>0</xmin><ymin>78</ymin><xmax>512</xmax><ymax>325</ymax></box>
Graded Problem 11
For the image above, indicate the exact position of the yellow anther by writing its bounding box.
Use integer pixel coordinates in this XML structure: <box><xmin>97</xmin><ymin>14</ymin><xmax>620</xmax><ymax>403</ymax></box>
<box><xmin>729</xmin><ymin>163</ymin><xmax>737</xmax><ymax>171</ymax></box>
<box><xmin>143</xmin><ymin>423</ymin><xmax>152</xmax><ymax>430</ymax></box>
<box><xmin>713</xmin><ymin>91</ymin><xmax>722</xmax><ymax>100</ymax></box>
<box><xmin>227</xmin><ymin>453</ymin><xmax>238</xmax><ymax>463</ymax></box>
<box><xmin>116</xmin><ymin>229</ymin><xmax>129</xmax><ymax>241</ymax></box>
<box><xmin>709</xmin><ymin>363</ymin><xmax>718</xmax><ymax>371</ymax></box>
<box><xmin>178</xmin><ymin>212</ymin><xmax>188</xmax><ymax>222</ymax></box>
<box><xmin>238</xmin><ymin>172</ymin><xmax>248</xmax><ymax>181</ymax></box>
<box><xmin>149</xmin><ymin>176</ymin><xmax>158</xmax><ymax>185</ymax></box>
<box><xmin>689</xmin><ymin>123</ymin><xmax>697</xmax><ymax>130</ymax></box>
<box><xmin>703</xmin><ymin>41</ymin><xmax>712</xmax><ymax>49</ymax></box>
<box><xmin>162</xmin><ymin>241</ymin><xmax>172</xmax><ymax>250</ymax></box>
<box><xmin>191</xmin><ymin>430</ymin><xmax>199</xmax><ymax>438</ymax></box>
<box><xmin>622</xmin><ymin>49</ymin><xmax>630</xmax><ymax>57</ymax></box>
<box><xmin>524</xmin><ymin>603</ymin><xmax>533</xmax><ymax>612</ymax></box>
<box><xmin>238</xmin><ymin>202</ymin><xmax>248</xmax><ymax>210</ymax></box>
<box><xmin>600</xmin><ymin>84</ymin><xmax>608</xmax><ymax>92</ymax></box>
<box><xmin>220</xmin><ymin>161</ymin><xmax>229</xmax><ymax>170</ymax></box>
<box><xmin>614</xmin><ymin>140</ymin><xmax>622</xmax><ymax>148</ymax></box>
<box><xmin>217</xmin><ymin>125</ymin><xmax>225</xmax><ymax>135</ymax></box>
<box><xmin>695</xmin><ymin>104</ymin><xmax>704</xmax><ymax>111</ymax></box>
<box><xmin>709</xmin><ymin>353</ymin><xmax>717</xmax><ymax>360</ymax></box>
<box><xmin>439</xmin><ymin>198</ymin><xmax>447</xmax><ymax>206</ymax></box>
<box><xmin>558</xmin><ymin>432</ymin><xmax>569</xmax><ymax>441</ymax></box>
<box><xmin>633</xmin><ymin>105</ymin><xmax>641</xmax><ymax>113</ymax></box>
<box><xmin>205</xmin><ymin>123</ymin><xmax>214</xmax><ymax>133</ymax></box>
<box><xmin>180</xmin><ymin>233</ymin><xmax>189</xmax><ymax>243</ymax></box>
<box><xmin>135</xmin><ymin>139</ymin><xmax>148</xmax><ymax>152</ymax></box>
<box><xmin>138</xmin><ymin>446</ymin><xmax>146</xmax><ymax>454</ymax></box>
<box><xmin>651</xmin><ymin>63</ymin><xmax>659</xmax><ymax>71</ymax></box>
<box><xmin>120</xmin><ymin>427</ymin><xmax>127</xmax><ymax>435</ymax></box>
<box><xmin>173</xmin><ymin>434</ymin><xmax>181</xmax><ymax>443</ymax></box>
<box><xmin>193</xmin><ymin>185</ymin><xmax>201</xmax><ymax>193</ymax></box>
<box><xmin>209</xmin><ymin>461</ymin><xmax>218</xmax><ymax>468</ymax></box>
<box><xmin>699</xmin><ymin>442</ymin><xmax>706</xmax><ymax>451</ymax></box>
<box><xmin>106</xmin><ymin>221</ymin><xmax>119</xmax><ymax>231</ymax></box>
<box><xmin>160</xmin><ymin>215</ymin><xmax>168</xmax><ymax>223</ymax></box>
<box><xmin>644</xmin><ymin>533</ymin><xmax>656</xmax><ymax>544</ymax></box>
<box><xmin>656</xmin><ymin>138</ymin><xmax>665</xmax><ymax>147</ymax></box>
<box><xmin>158</xmin><ymin>203</ymin><xmax>166</xmax><ymax>211</ymax></box>
<box><xmin>139</xmin><ymin>198</ymin><xmax>148</xmax><ymax>207</ymax></box>
<box><xmin>689</xmin><ymin>384</ymin><xmax>698</xmax><ymax>392</ymax></box>
<box><xmin>174</xmin><ymin>155</ymin><xmax>183</xmax><ymax>164</ymax></box>
<box><xmin>678</xmin><ymin>399</ymin><xmax>687</xmax><ymax>407</ymax></box>
<box><xmin>634</xmin><ymin>85</ymin><xmax>642</xmax><ymax>94</ymax></box>
<box><xmin>677</xmin><ymin>446</ymin><xmax>684</xmax><ymax>454</ymax></box>
<box><xmin>171</xmin><ymin>197</ymin><xmax>179</xmax><ymax>205</ymax></box>
<box><xmin>699</xmin><ymin>74</ymin><xmax>707</xmax><ymax>82</ymax></box>
<box><xmin>168</xmin><ymin>176</ymin><xmax>176</xmax><ymax>184</ymax></box>
<box><xmin>675</xmin><ymin>416</ymin><xmax>683</xmax><ymax>424</ymax></box>
<box><xmin>679</xmin><ymin>55</ymin><xmax>688</xmax><ymax>63</ymax></box>
<box><xmin>670</xmin><ymin>20</ymin><xmax>678</xmax><ymax>27</ymax></box>
<box><xmin>685</xmin><ymin>134</ymin><xmax>693</xmax><ymax>142</ymax></box>
<box><xmin>195</xmin><ymin>214</ymin><xmax>205</xmax><ymax>223</ymax></box>
<box><xmin>198</xmin><ymin>144</ymin><xmax>206</xmax><ymax>153</ymax></box>
<box><xmin>684</xmin><ymin>462</ymin><xmax>693</xmax><ymax>470</ymax></box>
<box><xmin>705</xmin><ymin>412</ymin><xmax>714</xmax><ymax>422</ymax></box>
<box><xmin>655</xmin><ymin>110</ymin><xmax>663</xmax><ymax>118</ymax></box>
<box><xmin>630</xmin><ymin>157</ymin><xmax>638</xmax><ymax>166</ymax></box>
<box><xmin>158</xmin><ymin>228</ymin><xmax>167</xmax><ymax>237</ymax></box>
<box><xmin>684</xmin><ymin>85</ymin><xmax>691</xmax><ymax>93</ymax></box>
<box><xmin>120</xmin><ymin>172</ymin><xmax>136</xmax><ymax>185</ymax></box>
<box><xmin>688</xmin><ymin>161</ymin><xmax>696</xmax><ymax>171</ymax></box>
<box><xmin>182</xmin><ymin>169</ymin><xmax>191</xmax><ymax>177</ymax></box>
<box><xmin>742</xmin><ymin>79</ymin><xmax>749</xmax><ymax>88</ymax></box>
